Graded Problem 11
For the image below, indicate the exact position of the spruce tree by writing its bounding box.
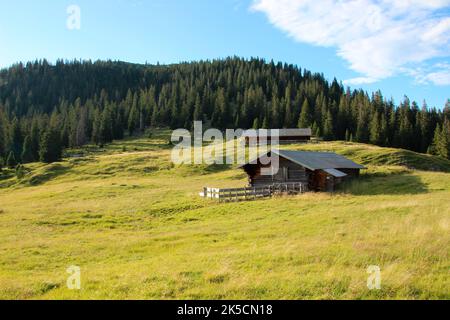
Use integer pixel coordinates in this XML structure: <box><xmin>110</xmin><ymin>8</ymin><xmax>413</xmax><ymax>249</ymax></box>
<box><xmin>271</xmin><ymin>95</ymin><xmax>280</xmax><ymax>129</ymax></box>
<box><xmin>369</xmin><ymin>112</ymin><xmax>381</xmax><ymax>145</ymax></box>
<box><xmin>100</xmin><ymin>107</ymin><xmax>114</xmax><ymax>144</ymax></box>
<box><xmin>284</xmin><ymin>96</ymin><xmax>293</xmax><ymax>128</ymax></box>
<box><xmin>76</xmin><ymin>109</ymin><xmax>87</xmax><ymax>146</ymax></box>
<box><xmin>21</xmin><ymin>136</ymin><xmax>34</xmax><ymax>163</ymax></box>
<box><xmin>91</xmin><ymin>109</ymin><xmax>102</xmax><ymax>145</ymax></box>
<box><xmin>323</xmin><ymin>111</ymin><xmax>334</xmax><ymax>141</ymax></box>
<box><xmin>356</xmin><ymin>109</ymin><xmax>369</xmax><ymax>143</ymax></box>
<box><xmin>252</xmin><ymin>118</ymin><xmax>260</xmax><ymax>129</ymax></box>
<box><xmin>39</xmin><ymin>130</ymin><xmax>62</xmax><ymax>163</ymax></box>
<box><xmin>380</xmin><ymin>113</ymin><xmax>388</xmax><ymax>146</ymax></box>
<box><xmin>0</xmin><ymin>112</ymin><xmax>5</xmax><ymax>159</ymax></box>
<box><xmin>128</xmin><ymin>100</ymin><xmax>139</xmax><ymax>135</ymax></box>
<box><xmin>436</xmin><ymin>120</ymin><xmax>450</xmax><ymax>159</ymax></box>
<box><xmin>9</xmin><ymin>118</ymin><xmax>23</xmax><ymax>161</ymax></box>
<box><xmin>298</xmin><ymin>99</ymin><xmax>312</xmax><ymax>129</ymax></box>
<box><xmin>193</xmin><ymin>94</ymin><xmax>203</xmax><ymax>121</ymax></box>
<box><xmin>216</xmin><ymin>88</ymin><xmax>229</xmax><ymax>129</ymax></box>
<box><xmin>30</xmin><ymin>120</ymin><xmax>40</xmax><ymax>161</ymax></box>
<box><xmin>6</xmin><ymin>151</ymin><xmax>17</xmax><ymax>168</ymax></box>
<box><xmin>311</xmin><ymin>122</ymin><xmax>320</xmax><ymax>138</ymax></box>
<box><xmin>261</xmin><ymin>117</ymin><xmax>269</xmax><ymax>129</ymax></box>
<box><xmin>337</xmin><ymin>97</ymin><xmax>349</xmax><ymax>139</ymax></box>
<box><xmin>428</xmin><ymin>125</ymin><xmax>440</xmax><ymax>155</ymax></box>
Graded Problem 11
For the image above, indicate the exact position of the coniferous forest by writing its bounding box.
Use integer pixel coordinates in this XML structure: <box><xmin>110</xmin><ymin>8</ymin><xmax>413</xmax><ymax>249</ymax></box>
<box><xmin>0</xmin><ymin>57</ymin><xmax>449</xmax><ymax>167</ymax></box>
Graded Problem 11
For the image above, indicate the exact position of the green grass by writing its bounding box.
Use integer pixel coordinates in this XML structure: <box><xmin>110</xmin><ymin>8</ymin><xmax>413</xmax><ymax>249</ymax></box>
<box><xmin>0</xmin><ymin>133</ymin><xmax>449</xmax><ymax>299</ymax></box>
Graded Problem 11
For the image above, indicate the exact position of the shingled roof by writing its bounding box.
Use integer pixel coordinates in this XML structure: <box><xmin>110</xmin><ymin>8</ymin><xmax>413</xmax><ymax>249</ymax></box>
<box><xmin>241</xmin><ymin>149</ymin><xmax>366</xmax><ymax>171</ymax></box>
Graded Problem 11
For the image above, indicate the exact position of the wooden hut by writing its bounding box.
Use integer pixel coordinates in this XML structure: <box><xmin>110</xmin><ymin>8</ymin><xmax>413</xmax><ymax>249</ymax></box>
<box><xmin>243</xmin><ymin>128</ymin><xmax>312</xmax><ymax>144</ymax></box>
<box><xmin>240</xmin><ymin>150</ymin><xmax>365</xmax><ymax>192</ymax></box>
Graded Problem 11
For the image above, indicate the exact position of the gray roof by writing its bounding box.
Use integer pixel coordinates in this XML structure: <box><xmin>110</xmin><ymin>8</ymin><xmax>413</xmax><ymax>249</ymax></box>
<box><xmin>323</xmin><ymin>168</ymin><xmax>348</xmax><ymax>178</ymax></box>
<box><xmin>240</xmin><ymin>149</ymin><xmax>365</xmax><ymax>171</ymax></box>
<box><xmin>243</xmin><ymin>128</ymin><xmax>312</xmax><ymax>137</ymax></box>
<box><xmin>274</xmin><ymin>150</ymin><xmax>366</xmax><ymax>170</ymax></box>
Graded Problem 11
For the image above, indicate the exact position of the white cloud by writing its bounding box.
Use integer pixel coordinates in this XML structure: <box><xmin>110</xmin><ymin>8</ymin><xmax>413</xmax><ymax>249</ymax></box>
<box><xmin>343</xmin><ymin>77</ymin><xmax>378</xmax><ymax>85</ymax></box>
<box><xmin>425</xmin><ymin>70</ymin><xmax>450</xmax><ymax>85</ymax></box>
<box><xmin>412</xmin><ymin>62</ymin><xmax>450</xmax><ymax>85</ymax></box>
<box><xmin>251</xmin><ymin>0</ymin><xmax>450</xmax><ymax>85</ymax></box>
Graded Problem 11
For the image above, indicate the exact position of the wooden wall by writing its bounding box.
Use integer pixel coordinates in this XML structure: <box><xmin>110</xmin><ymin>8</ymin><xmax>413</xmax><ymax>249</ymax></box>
<box><xmin>245</xmin><ymin>157</ymin><xmax>309</xmax><ymax>187</ymax></box>
<box><xmin>243</xmin><ymin>158</ymin><xmax>361</xmax><ymax>191</ymax></box>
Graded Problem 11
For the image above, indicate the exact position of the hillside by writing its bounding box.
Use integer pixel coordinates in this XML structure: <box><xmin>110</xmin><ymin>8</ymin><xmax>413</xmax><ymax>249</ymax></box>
<box><xmin>0</xmin><ymin>133</ymin><xmax>449</xmax><ymax>299</ymax></box>
<box><xmin>1</xmin><ymin>58</ymin><xmax>449</xmax><ymax>171</ymax></box>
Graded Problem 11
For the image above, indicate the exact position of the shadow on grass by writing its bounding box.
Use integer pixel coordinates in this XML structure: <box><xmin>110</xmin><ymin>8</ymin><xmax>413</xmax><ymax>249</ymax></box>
<box><xmin>340</xmin><ymin>172</ymin><xmax>428</xmax><ymax>196</ymax></box>
<box><xmin>25</xmin><ymin>163</ymin><xmax>72</xmax><ymax>186</ymax></box>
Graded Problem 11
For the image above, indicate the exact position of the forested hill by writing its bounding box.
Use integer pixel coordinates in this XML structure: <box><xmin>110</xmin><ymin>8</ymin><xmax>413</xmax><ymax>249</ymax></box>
<box><xmin>0</xmin><ymin>57</ymin><xmax>449</xmax><ymax>166</ymax></box>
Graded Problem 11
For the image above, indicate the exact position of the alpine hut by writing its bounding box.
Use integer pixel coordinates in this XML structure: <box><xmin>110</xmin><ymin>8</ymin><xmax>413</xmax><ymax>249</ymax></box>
<box><xmin>240</xmin><ymin>150</ymin><xmax>365</xmax><ymax>192</ymax></box>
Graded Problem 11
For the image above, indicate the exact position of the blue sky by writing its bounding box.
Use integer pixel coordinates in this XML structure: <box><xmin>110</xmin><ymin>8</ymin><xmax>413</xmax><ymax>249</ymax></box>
<box><xmin>0</xmin><ymin>0</ymin><xmax>449</xmax><ymax>108</ymax></box>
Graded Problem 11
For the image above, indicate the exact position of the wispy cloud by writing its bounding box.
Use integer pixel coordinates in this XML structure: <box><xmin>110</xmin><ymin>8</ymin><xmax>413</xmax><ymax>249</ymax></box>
<box><xmin>251</xmin><ymin>0</ymin><xmax>450</xmax><ymax>85</ymax></box>
<box><xmin>411</xmin><ymin>62</ymin><xmax>450</xmax><ymax>85</ymax></box>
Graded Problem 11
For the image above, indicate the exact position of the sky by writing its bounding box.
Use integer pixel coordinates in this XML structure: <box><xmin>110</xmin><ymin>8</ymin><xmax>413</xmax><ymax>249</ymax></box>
<box><xmin>0</xmin><ymin>0</ymin><xmax>449</xmax><ymax>108</ymax></box>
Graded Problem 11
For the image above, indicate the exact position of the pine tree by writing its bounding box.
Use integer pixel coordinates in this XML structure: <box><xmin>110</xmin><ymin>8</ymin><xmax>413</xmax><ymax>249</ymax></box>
<box><xmin>298</xmin><ymin>99</ymin><xmax>312</xmax><ymax>129</ymax></box>
<box><xmin>216</xmin><ymin>88</ymin><xmax>229</xmax><ymax>129</ymax></box>
<box><xmin>428</xmin><ymin>125</ymin><xmax>441</xmax><ymax>156</ymax></box>
<box><xmin>369</xmin><ymin>112</ymin><xmax>382</xmax><ymax>145</ymax></box>
<box><xmin>436</xmin><ymin>120</ymin><xmax>450</xmax><ymax>159</ymax></box>
<box><xmin>337</xmin><ymin>96</ymin><xmax>349</xmax><ymax>140</ymax></box>
<box><xmin>100</xmin><ymin>106</ymin><xmax>114</xmax><ymax>144</ymax></box>
<box><xmin>9</xmin><ymin>118</ymin><xmax>23</xmax><ymax>161</ymax></box>
<box><xmin>60</xmin><ymin>124</ymin><xmax>69</xmax><ymax>148</ymax></box>
<box><xmin>261</xmin><ymin>117</ymin><xmax>269</xmax><ymax>129</ymax></box>
<box><xmin>252</xmin><ymin>118</ymin><xmax>260</xmax><ymax>129</ymax></box>
<box><xmin>283</xmin><ymin>87</ymin><xmax>293</xmax><ymax>127</ymax></box>
<box><xmin>91</xmin><ymin>109</ymin><xmax>102</xmax><ymax>145</ymax></box>
<box><xmin>311</xmin><ymin>121</ymin><xmax>320</xmax><ymax>138</ymax></box>
<box><xmin>193</xmin><ymin>94</ymin><xmax>203</xmax><ymax>121</ymax></box>
<box><xmin>6</xmin><ymin>151</ymin><xmax>17</xmax><ymax>168</ymax></box>
<box><xmin>113</xmin><ymin>104</ymin><xmax>124</xmax><ymax>140</ymax></box>
<box><xmin>128</xmin><ymin>94</ymin><xmax>140</xmax><ymax>135</ymax></box>
<box><xmin>323</xmin><ymin>110</ymin><xmax>334</xmax><ymax>141</ymax></box>
<box><xmin>76</xmin><ymin>108</ymin><xmax>88</xmax><ymax>146</ymax></box>
<box><xmin>380</xmin><ymin>113</ymin><xmax>388</xmax><ymax>146</ymax></box>
<box><xmin>39</xmin><ymin>130</ymin><xmax>62</xmax><ymax>163</ymax></box>
<box><xmin>0</xmin><ymin>111</ymin><xmax>5</xmax><ymax>159</ymax></box>
<box><xmin>418</xmin><ymin>103</ymin><xmax>431</xmax><ymax>153</ymax></box>
<box><xmin>30</xmin><ymin>120</ymin><xmax>40</xmax><ymax>161</ymax></box>
<box><xmin>271</xmin><ymin>95</ymin><xmax>280</xmax><ymax>128</ymax></box>
<box><xmin>356</xmin><ymin>109</ymin><xmax>369</xmax><ymax>143</ymax></box>
<box><xmin>150</xmin><ymin>105</ymin><xmax>158</xmax><ymax>127</ymax></box>
<box><xmin>21</xmin><ymin>135</ymin><xmax>34</xmax><ymax>163</ymax></box>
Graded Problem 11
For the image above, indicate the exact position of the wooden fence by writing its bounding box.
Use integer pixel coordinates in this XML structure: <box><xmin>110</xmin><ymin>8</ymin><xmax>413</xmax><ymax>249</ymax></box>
<box><xmin>199</xmin><ymin>183</ymin><xmax>308</xmax><ymax>202</ymax></box>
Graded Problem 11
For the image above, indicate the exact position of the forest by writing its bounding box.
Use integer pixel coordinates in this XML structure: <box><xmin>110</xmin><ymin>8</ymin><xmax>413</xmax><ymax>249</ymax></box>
<box><xmin>0</xmin><ymin>57</ymin><xmax>449</xmax><ymax>168</ymax></box>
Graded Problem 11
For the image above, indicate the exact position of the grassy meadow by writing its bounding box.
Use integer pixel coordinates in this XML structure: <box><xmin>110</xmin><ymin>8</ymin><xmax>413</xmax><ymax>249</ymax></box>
<box><xmin>0</xmin><ymin>131</ymin><xmax>449</xmax><ymax>299</ymax></box>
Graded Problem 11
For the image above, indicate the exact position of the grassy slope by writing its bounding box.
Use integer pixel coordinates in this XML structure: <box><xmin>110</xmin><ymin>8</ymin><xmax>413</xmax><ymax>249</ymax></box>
<box><xmin>0</xmin><ymin>133</ymin><xmax>449</xmax><ymax>299</ymax></box>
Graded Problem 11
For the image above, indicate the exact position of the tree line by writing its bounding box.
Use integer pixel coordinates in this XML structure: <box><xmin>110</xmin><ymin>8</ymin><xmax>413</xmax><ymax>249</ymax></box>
<box><xmin>0</xmin><ymin>57</ymin><xmax>449</xmax><ymax>169</ymax></box>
